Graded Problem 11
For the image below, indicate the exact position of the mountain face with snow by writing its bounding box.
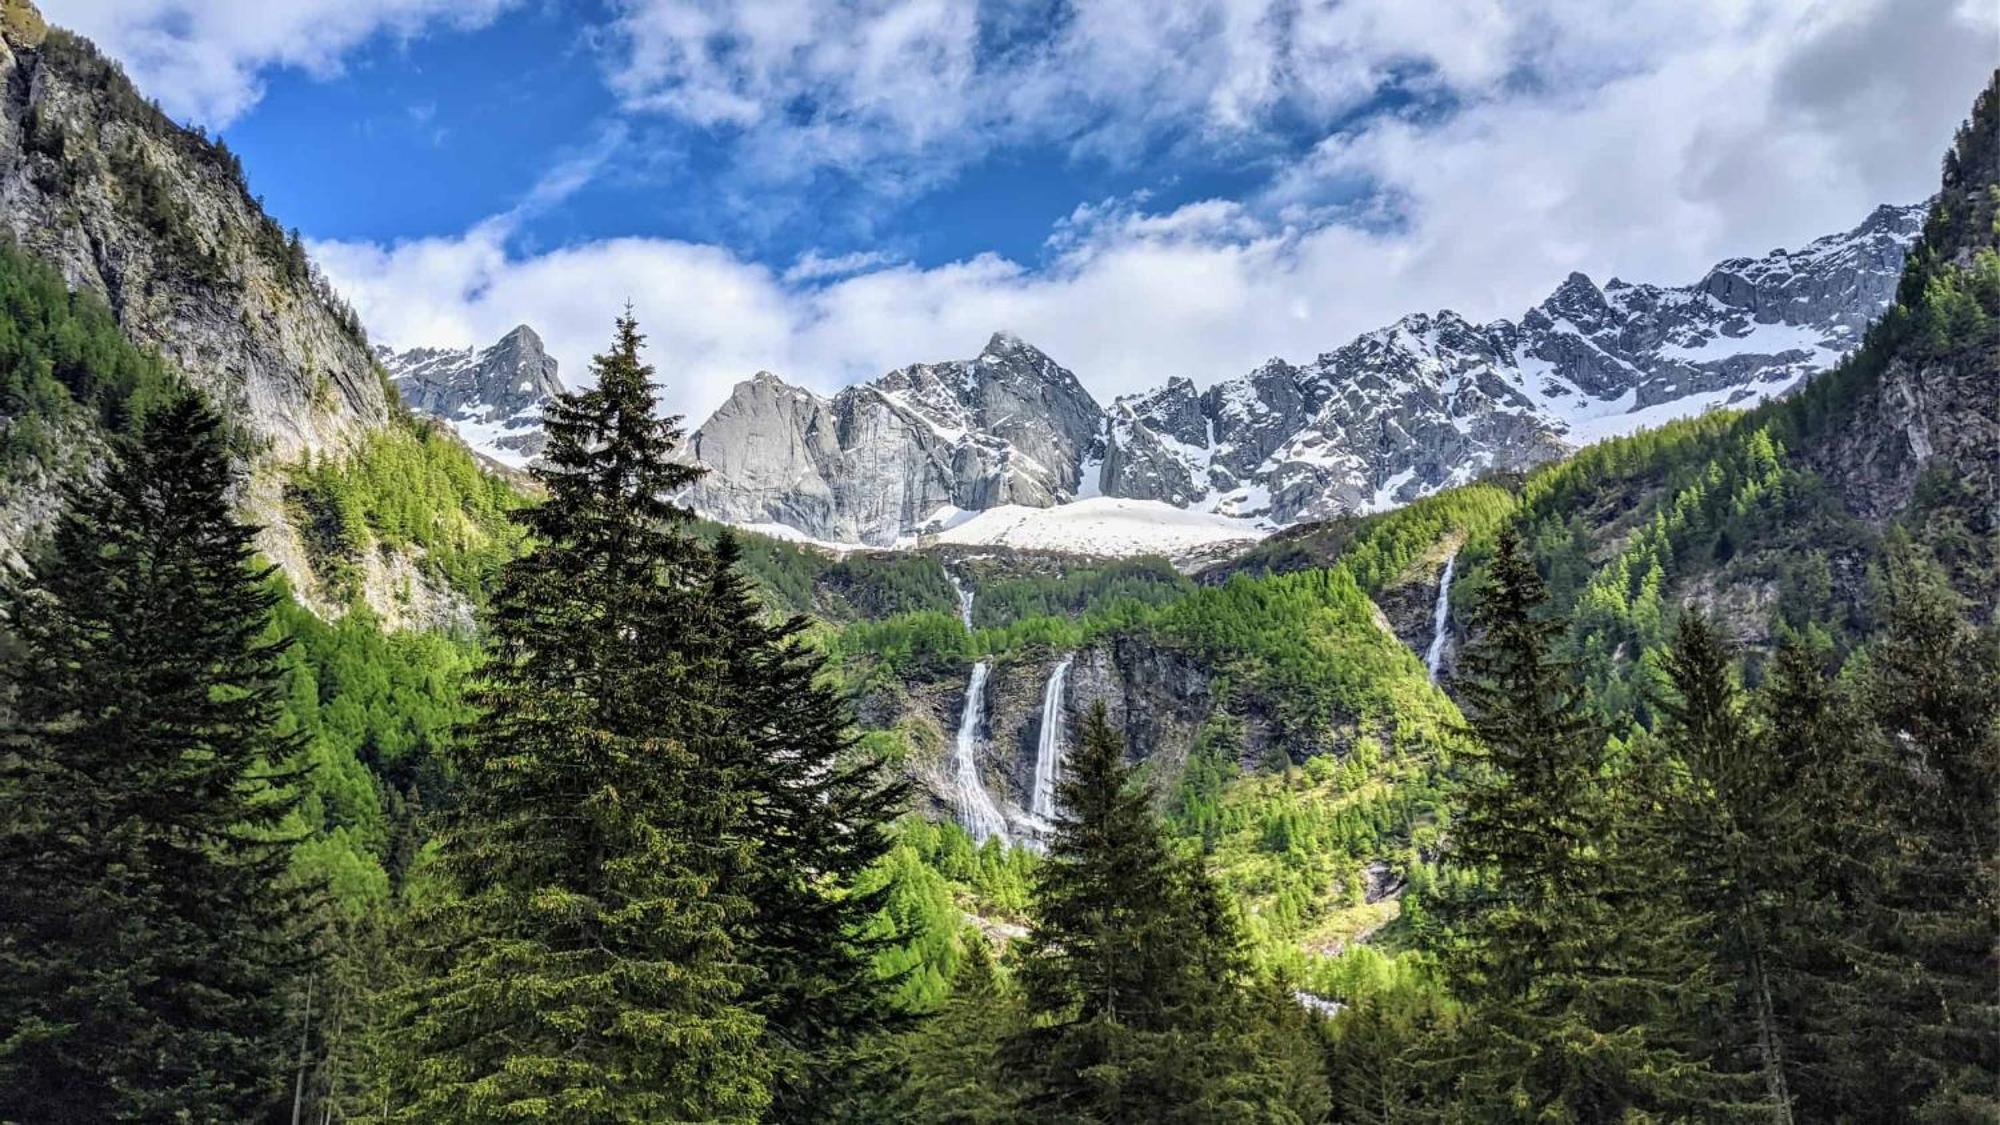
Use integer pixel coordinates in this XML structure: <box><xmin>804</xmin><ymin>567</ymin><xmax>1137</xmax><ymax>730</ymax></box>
<box><xmin>377</xmin><ymin>325</ymin><xmax>565</xmax><ymax>468</ymax></box>
<box><xmin>676</xmin><ymin>202</ymin><xmax>1921</xmax><ymax>545</ymax></box>
<box><xmin>684</xmin><ymin>332</ymin><xmax>1105</xmax><ymax>545</ymax></box>
<box><xmin>1102</xmin><ymin>201</ymin><xmax>1925</xmax><ymax>523</ymax></box>
<box><xmin>391</xmin><ymin>204</ymin><xmax>1921</xmax><ymax>550</ymax></box>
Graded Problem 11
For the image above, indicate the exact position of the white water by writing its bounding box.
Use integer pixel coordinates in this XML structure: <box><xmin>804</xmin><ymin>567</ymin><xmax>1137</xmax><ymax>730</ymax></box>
<box><xmin>1030</xmin><ymin>653</ymin><xmax>1075</xmax><ymax>823</ymax></box>
<box><xmin>1424</xmin><ymin>551</ymin><xmax>1458</xmax><ymax>682</ymax></box>
<box><xmin>1293</xmin><ymin>991</ymin><xmax>1346</xmax><ymax>1020</ymax></box>
<box><xmin>952</xmin><ymin>570</ymin><xmax>975</xmax><ymax>631</ymax></box>
<box><xmin>946</xmin><ymin>571</ymin><xmax>1009</xmax><ymax>845</ymax></box>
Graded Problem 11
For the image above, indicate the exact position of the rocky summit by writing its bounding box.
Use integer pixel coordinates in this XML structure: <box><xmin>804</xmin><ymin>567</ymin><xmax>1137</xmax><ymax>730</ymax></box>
<box><xmin>378</xmin><ymin>325</ymin><xmax>566</xmax><ymax>468</ymax></box>
<box><xmin>684</xmin><ymin>331</ymin><xmax>1104</xmax><ymax>545</ymax></box>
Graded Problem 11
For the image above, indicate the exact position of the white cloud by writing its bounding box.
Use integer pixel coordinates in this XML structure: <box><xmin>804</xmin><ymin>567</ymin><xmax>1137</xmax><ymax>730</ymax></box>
<box><xmin>44</xmin><ymin>0</ymin><xmax>518</xmax><ymax>125</ymax></box>
<box><xmin>315</xmin><ymin>0</ymin><xmax>1991</xmax><ymax>430</ymax></box>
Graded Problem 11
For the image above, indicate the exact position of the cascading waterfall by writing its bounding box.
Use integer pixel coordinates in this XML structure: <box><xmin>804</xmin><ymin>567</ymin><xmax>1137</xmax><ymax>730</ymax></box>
<box><xmin>947</xmin><ymin>571</ymin><xmax>1009</xmax><ymax>845</ymax></box>
<box><xmin>1030</xmin><ymin>653</ymin><xmax>1075</xmax><ymax>824</ymax></box>
<box><xmin>1425</xmin><ymin>551</ymin><xmax>1458</xmax><ymax>682</ymax></box>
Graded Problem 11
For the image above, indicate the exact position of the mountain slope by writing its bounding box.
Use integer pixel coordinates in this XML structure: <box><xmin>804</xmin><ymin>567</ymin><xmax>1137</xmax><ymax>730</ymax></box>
<box><xmin>0</xmin><ymin>4</ymin><xmax>386</xmax><ymax>458</ymax></box>
<box><xmin>1105</xmin><ymin>202</ymin><xmax>1924</xmax><ymax>524</ymax></box>
<box><xmin>686</xmin><ymin>331</ymin><xmax>1103</xmax><ymax>545</ymax></box>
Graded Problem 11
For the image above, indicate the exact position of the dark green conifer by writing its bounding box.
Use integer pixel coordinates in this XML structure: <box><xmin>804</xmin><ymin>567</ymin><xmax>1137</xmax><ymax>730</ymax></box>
<box><xmin>1435</xmin><ymin>529</ymin><xmax>1718</xmax><ymax>1120</ymax></box>
<box><xmin>0</xmin><ymin>392</ymin><xmax>313</xmax><ymax>1121</ymax></box>
<box><xmin>1652</xmin><ymin>614</ymin><xmax>1805</xmax><ymax>1122</ymax></box>
<box><xmin>1834</xmin><ymin>548</ymin><xmax>1999</xmax><ymax>1119</ymax></box>
<box><xmin>699</xmin><ymin>530</ymin><xmax>910</xmax><ymax>1119</ymax></box>
<box><xmin>1012</xmin><ymin>702</ymin><xmax>1327</xmax><ymax>1124</ymax></box>
<box><xmin>391</xmin><ymin>314</ymin><xmax>770</xmax><ymax>1122</ymax></box>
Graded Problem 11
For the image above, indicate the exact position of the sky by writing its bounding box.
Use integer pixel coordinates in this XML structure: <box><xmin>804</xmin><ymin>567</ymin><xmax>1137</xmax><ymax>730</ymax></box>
<box><xmin>42</xmin><ymin>0</ymin><xmax>2000</xmax><ymax>423</ymax></box>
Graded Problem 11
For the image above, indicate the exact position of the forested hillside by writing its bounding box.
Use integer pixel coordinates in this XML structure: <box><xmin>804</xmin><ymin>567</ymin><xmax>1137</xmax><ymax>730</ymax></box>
<box><xmin>0</xmin><ymin>2</ymin><xmax>1990</xmax><ymax>1118</ymax></box>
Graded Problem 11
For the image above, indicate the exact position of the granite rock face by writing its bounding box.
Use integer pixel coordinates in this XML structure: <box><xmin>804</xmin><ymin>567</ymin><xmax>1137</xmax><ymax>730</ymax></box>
<box><xmin>379</xmin><ymin>325</ymin><xmax>565</xmax><ymax>466</ymax></box>
<box><xmin>0</xmin><ymin>13</ymin><xmax>388</xmax><ymax>461</ymax></box>
<box><xmin>1102</xmin><ymin>203</ymin><xmax>1926</xmax><ymax>525</ymax></box>
<box><xmin>384</xmin><ymin>205</ymin><xmax>1921</xmax><ymax>547</ymax></box>
<box><xmin>684</xmin><ymin>332</ymin><xmax>1104</xmax><ymax>545</ymax></box>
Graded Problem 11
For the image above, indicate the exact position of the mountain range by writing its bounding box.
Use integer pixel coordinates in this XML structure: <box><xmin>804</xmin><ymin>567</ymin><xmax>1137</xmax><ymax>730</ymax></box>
<box><xmin>392</xmin><ymin>202</ymin><xmax>1923</xmax><ymax>550</ymax></box>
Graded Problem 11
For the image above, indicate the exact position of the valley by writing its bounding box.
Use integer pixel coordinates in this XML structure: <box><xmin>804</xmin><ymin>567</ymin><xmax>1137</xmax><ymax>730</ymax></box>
<box><xmin>0</xmin><ymin>0</ymin><xmax>1991</xmax><ymax>1119</ymax></box>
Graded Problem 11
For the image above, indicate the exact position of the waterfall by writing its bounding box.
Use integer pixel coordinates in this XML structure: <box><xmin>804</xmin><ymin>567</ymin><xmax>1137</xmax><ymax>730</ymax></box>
<box><xmin>1030</xmin><ymin>653</ymin><xmax>1075</xmax><ymax>823</ymax></box>
<box><xmin>945</xmin><ymin>569</ymin><xmax>1009</xmax><ymax>845</ymax></box>
<box><xmin>1425</xmin><ymin>551</ymin><xmax>1458</xmax><ymax>683</ymax></box>
<box><xmin>951</xmin><ymin>570</ymin><xmax>975</xmax><ymax>630</ymax></box>
<box><xmin>951</xmin><ymin>661</ymin><xmax>1010</xmax><ymax>844</ymax></box>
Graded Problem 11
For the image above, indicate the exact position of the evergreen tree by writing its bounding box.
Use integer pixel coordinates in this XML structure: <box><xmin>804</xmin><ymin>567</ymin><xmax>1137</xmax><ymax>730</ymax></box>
<box><xmin>1433</xmin><ymin>528</ymin><xmax>1719</xmax><ymax>1120</ymax></box>
<box><xmin>390</xmin><ymin>314</ymin><xmax>770</xmax><ymax>1122</ymax></box>
<box><xmin>1012</xmin><ymin>702</ymin><xmax>1327</xmax><ymax>1124</ymax></box>
<box><xmin>0</xmin><ymin>392</ymin><xmax>314</xmax><ymax>1121</ymax></box>
<box><xmin>899</xmin><ymin>938</ymin><xmax>1027</xmax><ymax>1124</ymax></box>
<box><xmin>1651</xmin><ymin>614</ymin><xmax>1805</xmax><ymax>1122</ymax></box>
<box><xmin>1832</xmin><ymin>548</ymin><xmax>2000</xmax><ymax>1119</ymax></box>
<box><xmin>700</xmin><ymin>530</ymin><xmax>911</xmax><ymax>1119</ymax></box>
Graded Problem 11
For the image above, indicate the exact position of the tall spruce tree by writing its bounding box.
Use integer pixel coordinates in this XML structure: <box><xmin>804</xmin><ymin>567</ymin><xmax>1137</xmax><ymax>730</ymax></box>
<box><xmin>700</xmin><ymin>531</ymin><xmax>910</xmax><ymax>1119</ymax></box>
<box><xmin>1434</xmin><ymin>529</ymin><xmax>1720</xmax><ymax>1121</ymax></box>
<box><xmin>1834</xmin><ymin>547</ymin><xmax>1999</xmax><ymax>1119</ymax></box>
<box><xmin>0</xmin><ymin>392</ymin><xmax>313</xmax><ymax>1121</ymax></box>
<box><xmin>1651</xmin><ymin>614</ymin><xmax>1806</xmax><ymax>1122</ymax></box>
<box><xmin>1012</xmin><ymin>702</ymin><xmax>1327</xmax><ymax>1124</ymax></box>
<box><xmin>391</xmin><ymin>314</ymin><xmax>770</xmax><ymax>1122</ymax></box>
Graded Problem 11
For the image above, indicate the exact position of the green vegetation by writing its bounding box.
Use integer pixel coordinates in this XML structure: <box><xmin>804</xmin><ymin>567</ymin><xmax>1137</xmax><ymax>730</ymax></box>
<box><xmin>286</xmin><ymin>413</ymin><xmax>523</xmax><ymax>600</ymax></box>
<box><xmin>0</xmin><ymin>237</ymin><xmax>178</xmax><ymax>480</ymax></box>
<box><xmin>386</xmin><ymin>316</ymin><xmax>905</xmax><ymax>1121</ymax></box>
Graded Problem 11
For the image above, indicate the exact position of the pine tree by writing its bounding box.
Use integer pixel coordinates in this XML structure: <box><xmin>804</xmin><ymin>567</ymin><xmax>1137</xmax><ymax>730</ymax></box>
<box><xmin>1831</xmin><ymin>547</ymin><xmax>2000</xmax><ymax>1119</ymax></box>
<box><xmin>1433</xmin><ymin>528</ymin><xmax>1719</xmax><ymax>1120</ymax></box>
<box><xmin>1012</xmin><ymin>702</ymin><xmax>1327</xmax><ymax>1124</ymax></box>
<box><xmin>700</xmin><ymin>530</ymin><xmax>911</xmax><ymax>1119</ymax></box>
<box><xmin>390</xmin><ymin>314</ymin><xmax>770</xmax><ymax>1122</ymax></box>
<box><xmin>1651</xmin><ymin>614</ymin><xmax>1805</xmax><ymax>1122</ymax></box>
<box><xmin>0</xmin><ymin>392</ymin><xmax>314</xmax><ymax>1121</ymax></box>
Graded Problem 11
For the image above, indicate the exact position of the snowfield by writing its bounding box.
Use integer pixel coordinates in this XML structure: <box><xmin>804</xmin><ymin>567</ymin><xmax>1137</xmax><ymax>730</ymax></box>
<box><xmin>918</xmin><ymin>497</ymin><xmax>1267</xmax><ymax>559</ymax></box>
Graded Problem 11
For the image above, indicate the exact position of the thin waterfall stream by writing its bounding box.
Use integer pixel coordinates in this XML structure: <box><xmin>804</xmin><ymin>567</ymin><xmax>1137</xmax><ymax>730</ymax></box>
<box><xmin>1030</xmin><ymin>653</ymin><xmax>1075</xmax><ymax>827</ymax></box>
<box><xmin>1425</xmin><ymin>551</ymin><xmax>1458</xmax><ymax>683</ymax></box>
<box><xmin>947</xmin><ymin>572</ymin><xmax>1009</xmax><ymax>845</ymax></box>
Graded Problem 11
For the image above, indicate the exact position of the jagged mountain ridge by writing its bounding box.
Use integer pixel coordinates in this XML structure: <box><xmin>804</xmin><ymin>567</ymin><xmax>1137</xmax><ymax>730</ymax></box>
<box><xmin>378</xmin><ymin>325</ymin><xmax>566</xmax><ymax>468</ymax></box>
<box><xmin>675</xmin><ymin>201</ymin><xmax>1921</xmax><ymax>545</ymax></box>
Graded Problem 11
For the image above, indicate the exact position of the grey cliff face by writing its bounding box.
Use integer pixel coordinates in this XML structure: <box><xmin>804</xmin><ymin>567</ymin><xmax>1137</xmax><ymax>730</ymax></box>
<box><xmin>392</xmin><ymin>205</ymin><xmax>1921</xmax><ymax>547</ymax></box>
<box><xmin>0</xmin><ymin>19</ymin><xmax>388</xmax><ymax>461</ymax></box>
<box><xmin>379</xmin><ymin>325</ymin><xmax>565</xmax><ymax>465</ymax></box>
<box><xmin>685</xmin><ymin>332</ymin><xmax>1104</xmax><ymax>545</ymax></box>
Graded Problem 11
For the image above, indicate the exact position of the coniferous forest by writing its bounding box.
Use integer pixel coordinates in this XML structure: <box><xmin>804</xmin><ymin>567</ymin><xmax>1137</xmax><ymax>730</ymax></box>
<box><xmin>0</xmin><ymin>4</ymin><xmax>1994</xmax><ymax>1122</ymax></box>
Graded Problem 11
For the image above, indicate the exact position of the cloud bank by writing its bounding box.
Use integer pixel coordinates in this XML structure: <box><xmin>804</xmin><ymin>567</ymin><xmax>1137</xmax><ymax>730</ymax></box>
<box><xmin>51</xmin><ymin>0</ymin><xmax>1998</xmax><ymax>425</ymax></box>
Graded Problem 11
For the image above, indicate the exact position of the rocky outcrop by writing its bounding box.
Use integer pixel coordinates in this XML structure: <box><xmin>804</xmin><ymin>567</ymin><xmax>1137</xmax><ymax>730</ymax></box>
<box><xmin>379</xmin><ymin>325</ymin><xmax>564</xmax><ymax>466</ymax></box>
<box><xmin>685</xmin><ymin>332</ymin><xmax>1104</xmax><ymax>545</ymax></box>
<box><xmin>0</xmin><ymin>9</ymin><xmax>388</xmax><ymax>459</ymax></box>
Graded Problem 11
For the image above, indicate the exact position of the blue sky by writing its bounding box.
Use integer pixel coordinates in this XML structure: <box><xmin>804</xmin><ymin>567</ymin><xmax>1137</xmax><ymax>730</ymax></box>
<box><xmin>46</xmin><ymin>0</ymin><xmax>1997</xmax><ymax>421</ymax></box>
